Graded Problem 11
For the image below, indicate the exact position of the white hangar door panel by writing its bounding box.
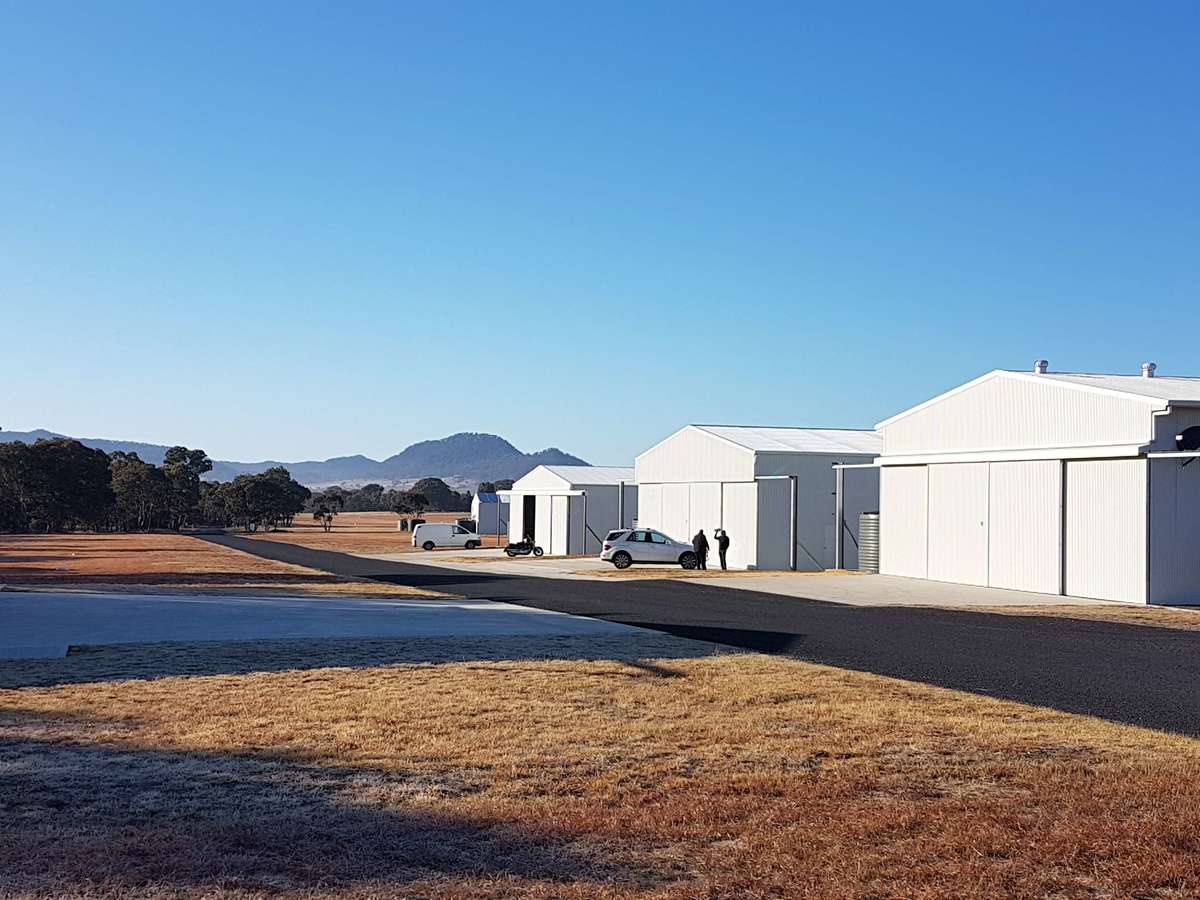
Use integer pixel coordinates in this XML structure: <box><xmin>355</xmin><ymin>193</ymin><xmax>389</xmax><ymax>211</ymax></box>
<box><xmin>1065</xmin><ymin>459</ymin><xmax>1147</xmax><ymax>603</ymax></box>
<box><xmin>660</xmin><ymin>484</ymin><xmax>691</xmax><ymax>544</ymax></box>
<box><xmin>879</xmin><ymin>466</ymin><xmax>928</xmax><ymax>578</ymax></box>
<box><xmin>988</xmin><ymin>461</ymin><xmax>1062</xmax><ymax>594</ymax></box>
<box><xmin>534</xmin><ymin>495</ymin><xmax>553</xmax><ymax>553</ymax></box>
<box><xmin>689</xmin><ymin>483</ymin><xmax>722</xmax><ymax>537</ymax></box>
<box><xmin>720</xmin><ymin>482</ymin><xmax>757</xmax><ymax>569</ymax></box>
<box><xmin>550</xmin><ymin>495</ymin><xmax>570</xmax><ymax>556</ymax></box>
<box><xmin>637</xmin><ymin>484</ymin><xmax>662</xmax><ymax>531</ymax></box>
<box><xmin>927</xmin><ymin>463</ymin><xmax>989</xmax><ymax>586</ymax></box>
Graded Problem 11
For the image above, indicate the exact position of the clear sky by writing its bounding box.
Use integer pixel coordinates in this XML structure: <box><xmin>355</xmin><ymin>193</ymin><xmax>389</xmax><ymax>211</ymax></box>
<box><xmin>2</xmin><ymin>1</ymin><xmax>1197</xmax><ymax>465</ymax></box>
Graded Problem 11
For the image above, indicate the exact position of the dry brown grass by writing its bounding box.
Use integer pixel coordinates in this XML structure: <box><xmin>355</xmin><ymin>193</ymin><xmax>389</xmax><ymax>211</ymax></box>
<box><xmin>983</xmin><ymin>603</ymin><xmax>1200</xmax><ymax>630</ymax></box>
<box><xmin>245</xmin><ymin>510</ymin><xmax>507</xmax><ymax>554</ymax></box>
<box><xmin>0</xmin><ymin>532</ymin><xmax>440</xmax><ymax>598</ymax></box>
<box><xmin>5</xmin><ymin>646</ymin><xmax>1200</xmax><ymax>898</ymax></box>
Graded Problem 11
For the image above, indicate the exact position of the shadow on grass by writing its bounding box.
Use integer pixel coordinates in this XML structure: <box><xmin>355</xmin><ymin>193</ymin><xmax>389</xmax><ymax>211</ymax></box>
<box><xmin>0</xmin><ymin>634</ymin><xmax>719</xmax><ymax>688</ymax></box>
<box><xmin>0</xmin><ymin>711</ymin><xmax>656</xmax><ymax>896</ymax></box>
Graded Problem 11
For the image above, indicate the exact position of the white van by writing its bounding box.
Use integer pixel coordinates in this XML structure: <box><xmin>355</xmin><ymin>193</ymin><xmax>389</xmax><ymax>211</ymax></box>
<box><xmin>412</xmin><ymin>522</ymin><xmax>482</xmax><ymax>551</ymax></box>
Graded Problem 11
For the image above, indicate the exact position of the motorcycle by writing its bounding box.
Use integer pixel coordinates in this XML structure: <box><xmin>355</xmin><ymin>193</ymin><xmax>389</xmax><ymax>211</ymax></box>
<box><xmin>505</xmin><ymin>539</ymin><xmax>545</xmax><ymax>558</ymax></box>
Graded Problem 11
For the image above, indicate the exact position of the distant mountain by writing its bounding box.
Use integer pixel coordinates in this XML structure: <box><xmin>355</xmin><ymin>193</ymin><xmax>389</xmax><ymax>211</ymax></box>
<box><xmin>0</xmin><ymin>429</ymin><xmax>588</xmax><ymax>488</ymax></box>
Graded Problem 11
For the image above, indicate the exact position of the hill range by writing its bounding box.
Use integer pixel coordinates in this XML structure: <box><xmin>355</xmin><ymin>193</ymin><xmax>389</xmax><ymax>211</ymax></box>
<box><xmin>0</xmin><ymin>429</ymin><xmax>588</xmax><ymax>489</ymax></box>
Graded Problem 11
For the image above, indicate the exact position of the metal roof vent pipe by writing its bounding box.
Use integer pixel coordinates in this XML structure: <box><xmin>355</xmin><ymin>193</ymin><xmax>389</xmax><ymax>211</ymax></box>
<box><xmin>1142</xmin><ymin>362</ymin><xmax>1157</xmax><ymax>378</ymax></box>
<box><xmin>1033</xmin><ymin>359</ymin><xmax>1049</xmax><ymax>374</ymax></box>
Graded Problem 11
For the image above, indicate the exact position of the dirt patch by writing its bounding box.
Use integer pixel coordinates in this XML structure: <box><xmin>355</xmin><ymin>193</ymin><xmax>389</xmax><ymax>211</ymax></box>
<box><xmin>243</xmin><ymin>511</ymin><xmax>507</xmax><ymax>555</ymax></box>
<box><xmin>0</xmin><ymin>533</ymin><xmax>440</xmax><ymax>598</ymax></box>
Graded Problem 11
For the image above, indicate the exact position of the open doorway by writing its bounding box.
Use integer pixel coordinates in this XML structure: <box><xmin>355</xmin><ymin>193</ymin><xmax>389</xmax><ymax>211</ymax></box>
<box><xmin>523</xmin><ymin>495</ymin><xmax>537</xmax><ymax>542</ymax></box>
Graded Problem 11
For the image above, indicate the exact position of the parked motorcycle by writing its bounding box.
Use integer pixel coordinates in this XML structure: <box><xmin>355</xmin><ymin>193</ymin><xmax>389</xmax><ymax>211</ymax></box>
<box><xmin>505</xmin><ymin>539</ymin><xmax>545</xmax><ymax>558</ymax></box>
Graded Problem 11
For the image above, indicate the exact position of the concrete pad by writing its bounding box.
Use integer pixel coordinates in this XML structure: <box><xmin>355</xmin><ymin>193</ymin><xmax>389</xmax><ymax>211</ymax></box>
<box><xmin>701</xmin><ymin>573</ymin><xmax>1114</xmax><ymax>607</ymax></box>
<box><xmin>0</xmin><ymin>590</ymin><xmax>639</xmax><ymax>658</ymax></box>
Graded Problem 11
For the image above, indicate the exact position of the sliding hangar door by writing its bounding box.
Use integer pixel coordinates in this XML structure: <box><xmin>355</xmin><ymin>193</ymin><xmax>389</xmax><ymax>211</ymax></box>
<box><xmin>880</xmin><ymin>459</ymin><xmax>1146</xmax><ymax>602</ymax></box>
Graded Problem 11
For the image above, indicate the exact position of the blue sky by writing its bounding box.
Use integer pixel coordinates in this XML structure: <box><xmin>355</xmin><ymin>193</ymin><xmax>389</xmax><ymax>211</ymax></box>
<box><xmin>2</xmin><ymin>1</ymin><xmax>1197</xmax><ymax>465</ymax></box>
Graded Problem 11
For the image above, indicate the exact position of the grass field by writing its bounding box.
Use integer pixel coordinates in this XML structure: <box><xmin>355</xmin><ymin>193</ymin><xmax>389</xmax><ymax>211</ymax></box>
<box><xmin>5</xmin><ymin>647</ymin><xmax>1200</xmax><ymax>898</ymax></box>
<box><xmin>0</xmin><ymin>532</ymin><xmax>440</xmax><ymax>598</ymax></box>
<box><xmin>244</xmin><ymin>510</ymin><xmax>507</xmax><ymax>554</ymax></box>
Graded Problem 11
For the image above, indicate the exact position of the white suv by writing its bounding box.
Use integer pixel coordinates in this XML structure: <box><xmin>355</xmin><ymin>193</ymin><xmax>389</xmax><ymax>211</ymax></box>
<box><xmin>600</xmin><ymin>529</ymin><xmax>697</xmax><ymax>569</ymax></box>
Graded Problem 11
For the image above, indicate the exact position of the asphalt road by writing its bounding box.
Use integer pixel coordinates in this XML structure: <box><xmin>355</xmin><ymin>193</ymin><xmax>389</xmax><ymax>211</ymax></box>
<box><xmin>205</xmin><ymin>534</ymin><xmax>1200</xmax><ymax>736</ymax></box>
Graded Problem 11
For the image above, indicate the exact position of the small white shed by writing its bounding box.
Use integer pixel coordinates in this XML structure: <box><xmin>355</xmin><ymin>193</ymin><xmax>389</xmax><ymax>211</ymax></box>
<box><xmin>876</xmin><ymin>363</ymin><xmax>1200</xmax><ymax>604</ymax></box>
<box><xmin>470</xmin><ymin>491</ymin><xmax>509</xmax><ymax>535</ymax></box>
<box><xmin>501</xmin><ymin>466</ymin><xmax>638</xmax><ymax>556</ymax></box>
<box><xmin>634</xmin><ymin>425</ymin><xmax>882</xmax><ymax>570</ymax></box>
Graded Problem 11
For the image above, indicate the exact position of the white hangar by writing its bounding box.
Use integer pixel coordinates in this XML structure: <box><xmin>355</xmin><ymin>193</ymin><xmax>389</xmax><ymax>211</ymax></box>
<box><xmin>876</xmin><ymin>362</ymin><xmax>1200</xmax><ymax>604</ymax></box>
<box><xmin>501</xmin><ymin>465</ymin><xmax>637</xmax><ymax>556</ymax></box>
<box><xmin>469</xmin><ymin>491</ymin><xmax>508</xmax><ymax>536</ymax></box>
<box><xmin>634</xmin><ymin>425</ymin><xmax>882</xmax><ymax>570</ymax></box>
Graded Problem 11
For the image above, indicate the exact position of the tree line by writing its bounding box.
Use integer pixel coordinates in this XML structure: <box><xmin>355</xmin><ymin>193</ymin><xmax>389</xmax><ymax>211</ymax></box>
<box><xmin>0</xmin><ymin>438</ymin><xmax>310</xmax><ymax>533</ymax></box>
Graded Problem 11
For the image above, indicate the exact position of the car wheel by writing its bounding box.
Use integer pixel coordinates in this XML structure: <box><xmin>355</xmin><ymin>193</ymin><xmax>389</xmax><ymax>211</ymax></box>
<box><xmin>465</xmin><ymin>540</ymin><xmax>479</xmax><ymax>550</ymax></box>
<box><xmin>679</xmin><ymin>552</ymin><xmax>698</xmax><ymax>569</ymax></box>
<box><xmin>422</xmin><ymin>541</ymin><xmax>435</xmax><ymax>551</ymax></box>
<box><xmin>612</xmin><ymin>551</ymin><xmax>632</xmax><ymax>569</ymax></box>
<box><xmin>533</xmin><ymin>546</ymin><xmax>544</xmax><ymax>557</ymax></box>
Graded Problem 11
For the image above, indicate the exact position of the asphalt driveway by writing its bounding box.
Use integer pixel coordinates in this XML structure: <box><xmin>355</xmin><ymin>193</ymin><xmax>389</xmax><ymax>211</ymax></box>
<box><xmin>204</xmin><ymin>533</ymin><xmax>1200</xmax><ymax>736</ymax></box>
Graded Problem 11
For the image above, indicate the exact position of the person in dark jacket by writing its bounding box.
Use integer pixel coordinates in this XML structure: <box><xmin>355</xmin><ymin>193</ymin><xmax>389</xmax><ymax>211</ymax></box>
<box><xmin>692</xmin><ymin>529</ymin><xmax>709</xmax><ymax>570</ymax></box>
<box><xmin>716</xmin><ymin>529</ymin><xmax>730</xmax><ymax>570</ymax></box>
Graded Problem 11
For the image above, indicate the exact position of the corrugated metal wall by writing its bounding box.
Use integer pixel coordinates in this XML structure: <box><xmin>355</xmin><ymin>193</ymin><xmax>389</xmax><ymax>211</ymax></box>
<box><xmin>635</xmin><ymin>427</ymin><xmax>755</xmax><ymax>483</ymax></box>
<box><xmin>1149</xmin><ymin>459</ymin><xmax>1200</xmax><ymax>604</ymax></box>
<box><xmin>721</xmin><ymin>482</ymin><xmax>758</xmax><ymax>569</ymax></box>
<box><xmin>534</xmin><ymin>495</ymin><xmax>553</xmax><ymax>552</ymax></box>
<box><xmin>689</xmin><ymin>483</ymin><xmax>722</xmax><ymax>539</ymax></box>
<box><xmin>507</xmin><ymin>497</ymin><xmax>524</xmax><ymax>544</ymax></box>
<box><xmin>637</xmin><ymin>483</ymin><xmax>662</xmax><ymax>530</ymax></box>
<box><xmin>987</xmin><ymin>460</ymin><xmax>1062</xmax><ymax>593</ymax></box>
<box><xmin>756</xmin><ymin>479</ymin><xmax>794</xmax><ymax>570</ymax></box>
<box><xmin>927</xmin><ymin>463</ymin><xmax>990</xmax><ymax>585</ymax></box>
<box><xmin>879</xmin><ymin>466</ymin><xmax>929</xmax><ymax>578</ymax></box>
<box><xmin>1065</xmin><ymin>459</ymin><xmax>1146</xmax><ymax>603</ymax></box>
<box><xmin>550</xmin><ymin>495</ymin><xmax>570</xmax><ymax>556</ymax></box>
<box><xmin>883</xmin><ymin>376</ymin><xmax>1154</xmax><ymax>457</ymax></box>
<box><xmin>660</xmin><ymin>484</ymin><xmax>691</xmax><ymax>543</ymax></box>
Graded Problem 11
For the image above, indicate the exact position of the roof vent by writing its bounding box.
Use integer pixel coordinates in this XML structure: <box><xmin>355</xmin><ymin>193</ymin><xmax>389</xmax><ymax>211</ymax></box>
<box><xmin>1142</xmin><ymin>361</ymin><xmax>1157</xmax><ymax>378</ymax></box>
<box><xmin>1033</xmin><ymin>359</ymin><xmax>1048</xmax><ymax>374</ymax></box>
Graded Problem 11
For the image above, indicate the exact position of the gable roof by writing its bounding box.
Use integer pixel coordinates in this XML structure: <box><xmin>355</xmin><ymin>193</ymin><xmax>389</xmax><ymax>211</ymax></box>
<box><xmin>1034</xmin><ymin>371</ymin><xmax>1200</xmax><ymax>404</ymax></box>
<box><xmin>523</xmin><ymin>465</ymin><xmax>634</xmax><ymax>488</ymax></box>
<box><xmin>876</xmin><ymin>369</ymin><xmax>1200</xmax><ymax>430</ymax></box>
<box><xmin>691</xmin><ymin>425</ymin><xmax>882</xmax><ymax>455</ymax></box>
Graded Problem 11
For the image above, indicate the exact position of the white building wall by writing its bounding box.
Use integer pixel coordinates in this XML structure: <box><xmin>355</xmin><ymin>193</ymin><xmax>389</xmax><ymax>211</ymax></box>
<box><xmin>636</xmin><ymin>483</ymin><xmax>661</xmax><ymax>530</ymax></box>
<box><xmin>926</xmin><ymin>463</ymin><xmax>990</xmax><ymax>586</ymax></box>
<box><xmin>720</xmin><ymin>482</ymin><xmax>758</xmax><ymax>569</ymax></box>
<box><xmin>883</xmin><ymin>375</ymin><xmax>1156</xmax><ymax>457</ymax></box>
<box><xmin>880</xmin><ymin>466</ymin><xmax>929</xmax><ymax>578</ymax></box>
<box><xmin>1065</xmin><ymin>458</ymin><xmax>1147</xmax><ymax>603</ymax></box>
<box><xmin>987</xmin><ymin>460</ymin><xmax>1062</xmax><ymax>594</ymax></box>
<box><xmin>660</xmin><ymin>483</ymin><xmax>691</xmax><ymax>543</ymax></box>
<box><xmin>507</xmin><ymin>496</ymin><xmax>524</xmax><ymax>543</ymax></box>
<box><xmin>1149</xmin><ymin>459</ymin><xmax>1200</xmax><ymax>604</ymax></box>
<box><xmin>689</xmin><ymin>483</ymin><xmax>722</xmax><ymax>540</ymax></box>
<box><xmin>550</xmin><ymin>495</ymin><xmax>570</xmax><ymax>556</ymax></box>
<box><xmin>636</xmin><ymin>427</ymin><xmax>755</xmax><ymax>484</ymax></box>
<box><xmin>534</xmin><ymin>495</ymin><xmax>553</xmax><ymax>552</ymax></box>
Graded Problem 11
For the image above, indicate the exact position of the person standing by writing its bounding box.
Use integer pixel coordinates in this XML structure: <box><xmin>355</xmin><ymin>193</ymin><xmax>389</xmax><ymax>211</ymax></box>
<box><xmin>692</xmin><ymin>529</ymin><xmax>709</xmax><ymax>570</ymax></box>
<box><xmin>716</xmin><ymin>529</ymin><xmax>730</xmax><ymax>570</ymax></box>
